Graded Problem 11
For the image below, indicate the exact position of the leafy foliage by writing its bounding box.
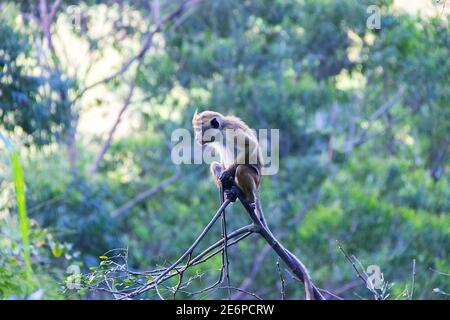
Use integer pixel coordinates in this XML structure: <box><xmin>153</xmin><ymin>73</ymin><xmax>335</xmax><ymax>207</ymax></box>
<box><xmin>0</xmin><ymin>0</ymin><xmax>448</xmax><ymax>300</ymax></box>
<box><xmin>0</xmin><ymin>17</ymin><xmax>71</xmax><ymax>146</ymax></box>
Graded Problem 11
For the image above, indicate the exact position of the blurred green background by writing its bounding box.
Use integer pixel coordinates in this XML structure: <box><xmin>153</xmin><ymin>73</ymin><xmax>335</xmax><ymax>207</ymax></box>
<box><xmin>0</xmin><ymin>0</ymin><xmax>449</xmax><ymax>300</ymax></box>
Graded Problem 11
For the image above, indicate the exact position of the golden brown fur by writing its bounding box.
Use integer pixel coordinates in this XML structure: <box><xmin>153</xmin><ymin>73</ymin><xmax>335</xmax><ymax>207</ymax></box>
<box><xmin>192</xmin><ymin>110</ymin><xmax>266</xmax><ymax>226</ymax></box>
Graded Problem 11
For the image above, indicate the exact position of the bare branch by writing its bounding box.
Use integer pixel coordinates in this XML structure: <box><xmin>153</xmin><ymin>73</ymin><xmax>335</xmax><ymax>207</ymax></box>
<box><xmin>122</xmin><ymin>199</ymin><xmax>232</xmax><ymax>298</ymax></box>
<box><xmin>317</xmin><ymin>288</ymin><xmax>344</xmax><ymax>300</ymax></box>
<box><xmin>430</xmin><ymin>268</ymin><xmax>450</xmax><ymax>277</ymax></box>
<box><xmin>276</xmin><ymin>259</ymin><xmax>286</xmax><ymax>300</ymax></box>
<box><xmin>83</xmin><ymin>170</ymin><xmax>324</xmax><ymax>300</ymax></box>
<box><xmin>336</xmin><ymin>240</ymin><xmax>381</xmax><ymax>300</ymax></box>
<box><xmin>349</xmin><ymin>87</ymin><xmax>405</xmax><ymax>151</ymax></box>
<box><xmin>87</xmin><ymin>0</ymin><xmax>207</xmax><ymax>173</ymax></box>
<box><xmin>49</xmin><ymin>0</ymin><xmax>62</xmax><ymax>21</ymax></box>
<box><xmin>220</xmin><ymin>197</ymin><xmax>232</xmax><ymax>299</ymax></box>
<box><xmin>111</xmin><ymin>170</ymin><xmax>182</xmax><ymax>217</ymax></box>
<box><xmin>232</xmin><ymin>186</ymin><xmax>324</xmax><ymax>300</ymax></box>
<box><xmin>231</xmin><ymin>244</ymin><xmax>271</xmax><ymax>299</ymax></box>
<box><xmin>89</xmin><ymin>70</ymin><xmax>140</xmax><ymax>174</ymax></box>
<box><xmin>219</xmin><ymin>286</ymin><xmax>262</xmax><ymax>300</ymax></box>
<box><xmin>73</xmin><ymin>0</ymin><xmax>206</xmax><ymax>102</ymax></box>
<box><xmin>410</xmin><ymin>259</ymin><xmax>416</xmax><ymax>300</ymax></box>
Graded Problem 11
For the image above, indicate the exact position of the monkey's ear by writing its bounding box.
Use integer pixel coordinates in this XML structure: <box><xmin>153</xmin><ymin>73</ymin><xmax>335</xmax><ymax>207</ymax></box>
<box><xmin>193</xmin><ymin>108</ymin><xmax>198</xmax><ymax>119</ymax></box>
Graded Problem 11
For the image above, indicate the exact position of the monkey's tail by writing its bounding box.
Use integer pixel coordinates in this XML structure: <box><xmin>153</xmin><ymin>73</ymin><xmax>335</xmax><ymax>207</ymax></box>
<box><xmin>252</xmin><ymin>196</ymin><xmax>316</xmax><ymax>299</ymax></box>
<box><xmin>284</xmin><ymin>248</ymin><xmax>315</xmax><ymax>300</ymax></box>
<box><xmin>254</xmin><ymin>196</ymin><xmax>268</xmax><ymax>228</ymax></box>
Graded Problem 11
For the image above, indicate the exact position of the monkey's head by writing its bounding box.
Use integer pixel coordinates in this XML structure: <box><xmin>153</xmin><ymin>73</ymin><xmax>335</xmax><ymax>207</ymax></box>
<box><xmin>192</xmin><ymin>110</ymin><xmax>225</xmax><ymax>145</ymax></box>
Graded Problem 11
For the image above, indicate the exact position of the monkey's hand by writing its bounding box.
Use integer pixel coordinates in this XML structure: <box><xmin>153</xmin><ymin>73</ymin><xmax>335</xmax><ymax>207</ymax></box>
<box><xmin>219</xmin><ymin>170</ymin><xmax>237</xmax><ymax>202</ymax></box>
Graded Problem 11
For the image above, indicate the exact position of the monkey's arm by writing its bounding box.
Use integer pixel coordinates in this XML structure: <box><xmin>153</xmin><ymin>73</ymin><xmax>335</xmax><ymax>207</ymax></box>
<box><xmin>210</xmin><ymin>161</ymin><xmax>224</xmax><ymax>188</ymax></box>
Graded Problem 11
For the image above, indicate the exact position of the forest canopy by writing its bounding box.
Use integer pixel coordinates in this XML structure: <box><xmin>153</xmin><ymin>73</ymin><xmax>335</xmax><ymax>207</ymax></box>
<box><xmin>0</xmin><ymin>0</ymin><xmax>449</xmax><ymax>300</ymax></box>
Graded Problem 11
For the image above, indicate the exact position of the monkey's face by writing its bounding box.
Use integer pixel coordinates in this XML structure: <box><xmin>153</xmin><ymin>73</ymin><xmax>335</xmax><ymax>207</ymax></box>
<box><xmin>192</xmin><ymin>110</ymin><xmax>224</xmax><ymax>145</ymax></box>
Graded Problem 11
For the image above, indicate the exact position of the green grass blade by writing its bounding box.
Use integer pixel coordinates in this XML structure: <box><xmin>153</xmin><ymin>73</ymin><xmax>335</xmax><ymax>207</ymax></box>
<box><xmin>2</xmin><ymin>132</ymin><xmax>33</xmax><ymax>290</ymax></box>
<box><xmin>11</xmin><ymin>151</ymin><xmax>33</xmax><ymax>286</ymax></box>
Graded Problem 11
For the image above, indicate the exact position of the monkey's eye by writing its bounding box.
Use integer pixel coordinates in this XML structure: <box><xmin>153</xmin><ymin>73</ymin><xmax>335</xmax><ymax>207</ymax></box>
<box><xmin>210</xmin><ymin>118</ymin><xmax>220</xmax><ymax>129</ymax></box>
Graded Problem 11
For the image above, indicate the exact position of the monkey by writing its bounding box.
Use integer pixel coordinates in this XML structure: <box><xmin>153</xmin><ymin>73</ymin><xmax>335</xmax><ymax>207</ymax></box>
<box><xmin>192</xmin><ymin>110</ymin><xmax>320</xmax><ymax>299</ymax></box>
<box><xmin>192</xmin><ymin>110</ymin><xmax>268</xmax><ymax>227</ymax></box>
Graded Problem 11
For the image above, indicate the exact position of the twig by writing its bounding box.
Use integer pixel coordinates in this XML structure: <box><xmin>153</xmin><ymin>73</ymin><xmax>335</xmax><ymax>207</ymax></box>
<box><xmin>111</xmin><ymin>170</ymin><xmax>182</xmax><ymax>217</ymax></box>
<box><xmin>350</xmin><ymin>87</ymin><xmax>405</xmax><ymax>150</ymax></box>
<box><xmin>276</xmin><ymin>259</ymin><xmax>286</xmax><ymax>300</ymax></box>
<box><xmin>336</xmin><ymin>240</ymin><xmax>380</xmax><ymax>300</ymax></box>
<box><xmin>219</xmin><ymin>286</ymin><xmax>262</xmax><ymax>300</ymax></box>
<box><xmin>89</xmin><ymin>69</ymin><xmax>140</xmax><ymax>174</ymax></box>
<box><xmin>84</xmin><ymin>174</ymin><xmax>324</xmax><ymax>300</ymax></box>
<box><xmin>410</xmin><ymin>259</ymin><xmax>416</xmax><ymax>300</ymax></box>
<box><xmin>317</xmin><ymin>288</ymin><xmax>344</xmax><ymax>300</ymax></box>
<box><xmin>430</xmin><ymin>268</ymin><xmax>450</xmax><ymax>276</ymax></box>
<box><xmin>121</xmin><ymin>199</ymin><xmax>231</xmax><ymax>298</ymax></box>
<box><xmin>233</xmin><ymin>186</ymin><xmax>324</xmax><ymax>300</ymax></box>
<box><xmin>220</xmin><ymin>190</ymin><xmax>232</xmax><ymax>299</ymax></box>
<box><xmin>86</xmin><ymin>0</ymin><xmax>208</xmax><ymax>173</ymax></box>
<box><xmin>231</xmin><ymin>244</ymin><xmax>271</xmax><ymax>299</ymax></box>
<box><xmin>73</xmin><ymin>0</ymin><xmax>206</xmax><ymax>102</ymax></box>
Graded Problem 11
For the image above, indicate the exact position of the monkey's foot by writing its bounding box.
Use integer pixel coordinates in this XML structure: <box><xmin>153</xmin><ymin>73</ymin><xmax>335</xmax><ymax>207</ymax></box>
<box><xmin>248</xmin><ymin>202</ymin><xmax>256</xmax><ymax>211</ymax></box>
<box><xmin>224</xmin><ymin>188</ymin><xmax>237</xmax><ymax>202</ymax></box>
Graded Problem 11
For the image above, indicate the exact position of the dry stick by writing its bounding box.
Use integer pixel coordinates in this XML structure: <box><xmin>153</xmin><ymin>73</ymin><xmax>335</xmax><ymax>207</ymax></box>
<box><xmin>106</xmin><ymin>183</ymin><xmax>321</xmax><ymax>299</ymax></box>
<box><xmin>219</xmin><ymin>186</ymin><xmax>232</xmax><ymax>299</ymax></box>
<box><xmin>233</xmin><ymin>187</ymin><xmax>324</xmax><ymax>300</ymax></box>
<box><xmin>89</xmin><ymin>70</ymin><xmax>139</xmax><ymax>174</ymax></box>
<box><xmin>232</xmin><ymin>189</ymin><xmax>320</xmax><ymax>299</ymax></box>
<box><xmin>317</xmin><ymin>288</ymin><xmax>344</xmax><ymax>300</ymax></box>
<box><xmin>430</xmin><ymin>268</ymin><xmax>450</xmax><ymax>277</ymax></box>
<box><xmin>231</xmin><ymin>243</ymin><xmax>271</xmax><ymax>299</ymax></box>
<box><xmin>111</xmin><ymin>171</ymin><xmax>182</xmax><ymax>217</ymax></box>
<box><xmin>173</xmin><ymin>253</ymin><xmax>191</xmax><ymax>298</ymax></box>
<box><xmin>115</xmin><ymin>229</ymin><xmax>254</xmax><ymax>299</ymax></box>
<box><xmin>219</xmin><ymin>286</ymin><xmax>263</xmax><ymax>300</ymax></box>
<box><xmin>184</xmin><ymin>225</ymin><xmax>255</xmax><ymax>267</ymax></box>
<box><xmin>126</xmin><ymin>225</ymin><xmax>255</xmax><ymax>277</ymax></box>
<box><xmin>336</xmin><ymin>240</ymin><xmax>380</xmax><ymax>300</ymax></box>
<box><xmin>74</xmin><ymin>0</ymin><xmax>206</xmax><ymax>102</ymax></box>
<box><xmin>410</xmin><ymin>259</ymin><xmax>416</xmax><ymax>300</ymax></box>
<box><xmin>124</xmin><ymin>199</ymin><xmax>231</xmax><ymax>298</ymax></box>
<box><xmin>276</xmin><ymin>258</ymin><xmax>286</xmax><ymax>300</ymax></box>
<box><xmin>87</xmin><ymin>0</ymin><xmax>208</xmax><ymax>174</ymax></box>
<box><xmin>185</xmin><ymin>231</ymin><xmax>256</xmax><ymax>298</ymax></box>
<box><xmin>351</xmin><ymin>87</ymin><xmax>405</xmax><ymax>149</ymax></box>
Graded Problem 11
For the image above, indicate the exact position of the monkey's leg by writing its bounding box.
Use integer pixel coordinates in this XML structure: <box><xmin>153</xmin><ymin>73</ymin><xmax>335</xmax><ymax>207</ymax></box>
<box><xmin>253</xmin><ymin>192</ymin><xmax>268</xmax><ymax>228</ymax></box>
<box><xmin>234</xmin><ymin>166</ymin><xmax>254</xmax><ymax>201</ymax></box>
<box><xmin>234</xmin><ymin>165</ymin><xmax>267</xmax><ymax>226</ymax></box>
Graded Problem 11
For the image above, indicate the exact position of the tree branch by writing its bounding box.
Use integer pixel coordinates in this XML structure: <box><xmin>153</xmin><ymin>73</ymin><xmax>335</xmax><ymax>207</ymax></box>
<box><xmin>87</xmin><ymin>0</ymin><xmax>207</xmax><ymax>174</ymax></box>
<box><xmin>83</xmin><ymin>172</ymin><xmax>325</xmax><ymax>300</ymax></box>
<box><xmin>73</xmin><ymin>0</ymin><xmax>206</xmax><ymax>102</ymax></box>
<box><xmin>111</xmin><ymin>170</ymin><xmax>182</xmax><ymax>217</ymax></box>
<box><xmin>232</xmin><ymin>186</ymin><xmax>325</xmax><ymax>300</ymax></box>
<box><xmin>349</xmin><ymin>87</ymin><xmax>405</xmax><ymax>151</ymax></box>
<box><xmin>89</xmin><ymin>70</ymin><xmax>140</xmax><ymax>174</ymax></box>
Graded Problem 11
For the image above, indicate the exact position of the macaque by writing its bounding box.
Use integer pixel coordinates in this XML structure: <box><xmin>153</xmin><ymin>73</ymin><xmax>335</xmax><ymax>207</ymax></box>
<box><xmin>192</xmin><ymin>110</ymin><xmax>267</xmax><ymax>226</ymax></box>
<box><xmin>192</xmin><ymin>110</ymin><xmax>318</xmax><ymax>300</ymax></box>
